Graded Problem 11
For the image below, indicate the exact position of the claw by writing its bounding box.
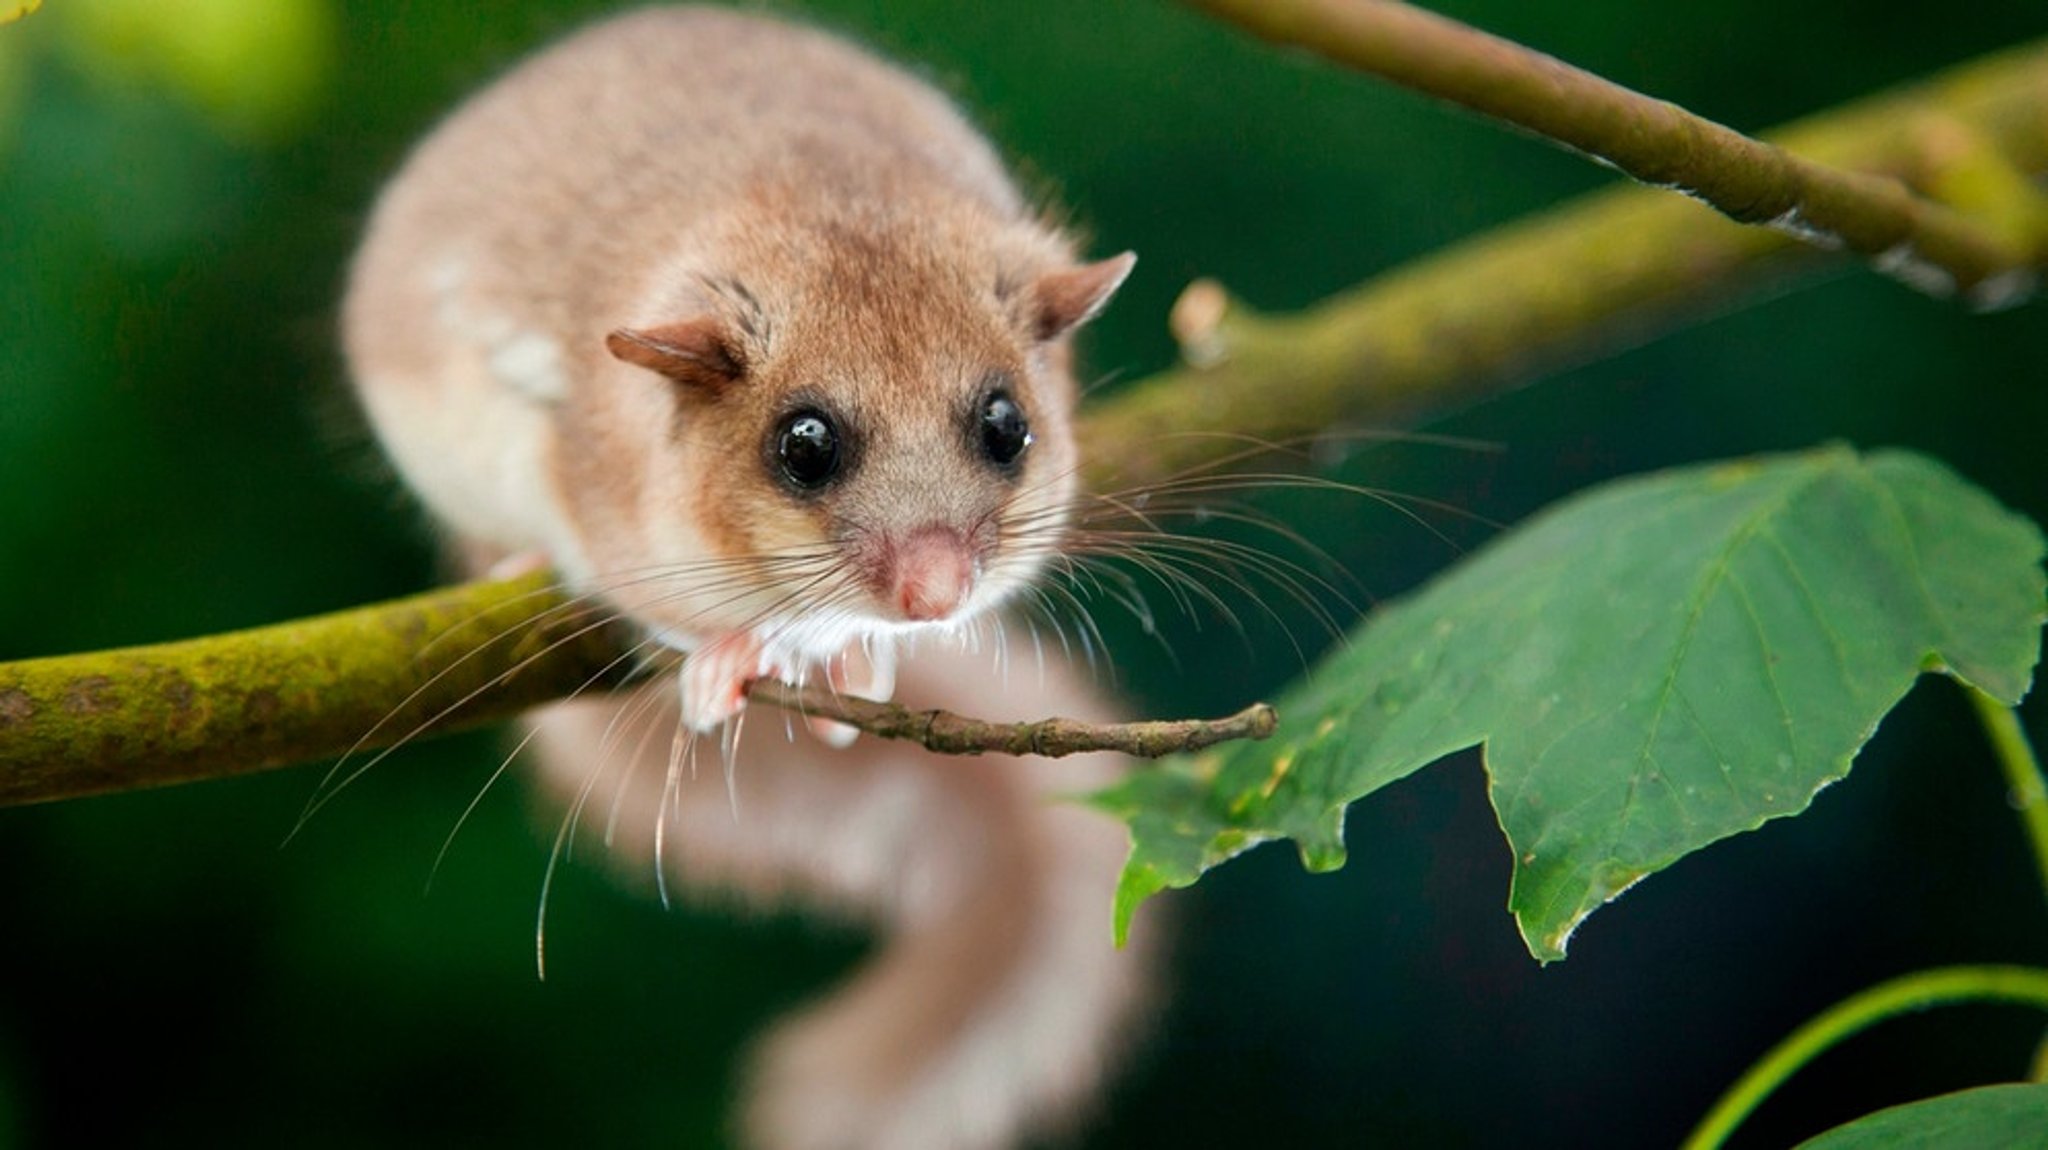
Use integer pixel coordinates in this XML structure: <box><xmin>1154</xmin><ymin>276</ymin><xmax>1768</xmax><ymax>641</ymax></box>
<box><xmin>485</xmin><ymin>549</ymin><xmax>551</xmax><ymax>580</ymax></box>
<box><xmin>805</xmin><ymin>642</ymin><xmax>898</xmax><ymax>748</ymax></box>
<box><xmin>681</xmin><ymin>631</ymin><xmax>900</xmax><ymax>748</ymax></box>
<box><xmin>678</xmin><ymin>631</ymin><xmax>767</xmax><ymax>733</ymax></box>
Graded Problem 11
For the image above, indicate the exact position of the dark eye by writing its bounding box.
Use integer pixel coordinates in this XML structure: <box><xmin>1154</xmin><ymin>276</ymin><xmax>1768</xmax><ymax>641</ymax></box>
<box><xmin>776</xmin><ymin>409</ymin><xmax>841</xmax><ymax>490</ymax></box>
<box><xmin>979</xmin><ymin>392</ymin><xmax>1031</xmax><ymax>468</ymax></box>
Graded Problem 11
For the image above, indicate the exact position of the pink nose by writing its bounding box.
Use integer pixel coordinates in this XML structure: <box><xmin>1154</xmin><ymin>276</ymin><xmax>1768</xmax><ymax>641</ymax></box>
<box><xmin>893</xmin><ymin>527</ymin><xmax>974</xmax><ymax>621</ymax></box>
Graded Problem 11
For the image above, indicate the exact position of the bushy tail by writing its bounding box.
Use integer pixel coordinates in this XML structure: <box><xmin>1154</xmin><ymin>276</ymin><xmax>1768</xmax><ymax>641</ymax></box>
<box><xmin>528</xmin><ymin>643</ymin><xmax>1156</xmax><ymax>1150</ymax></box>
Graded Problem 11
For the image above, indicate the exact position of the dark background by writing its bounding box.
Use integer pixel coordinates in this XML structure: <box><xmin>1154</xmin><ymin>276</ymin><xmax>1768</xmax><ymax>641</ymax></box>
<box><xmin>4</xmin><ymin>1</ymin><xmax>2047</xmax><ymax>1146</ymax></box>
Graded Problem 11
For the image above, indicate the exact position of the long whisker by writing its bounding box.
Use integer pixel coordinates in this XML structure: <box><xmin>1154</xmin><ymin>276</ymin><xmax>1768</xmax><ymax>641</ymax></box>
<box><xmin>1000</xmin><ymin>451</ymin><xmax>1493</xmax><ymax>675</ymax></box>
<box><xmin>1082</xmin><ymin>472</ymin><xmax>1495</xmax><ymax>542</ymax></box>
<box><xmin>587</xmin><ymin>668</ymin><xmax>685</xmax><ymax>856</ymax></box>
<box><xmin>297</xmin><ymin>547</ymin><xmax>847</xmax><ymax>837</ymax></box>
<box><xmin>535</xmin><ymin>670</ymin><xmax>682</xmax><ymax>979</ymax></box>
<box><xmin>426</xmin><ymin>719</ymin><xmax>548</xmax><ymax>895</ymax></box>
<box><xmin>1072</xmin><ymin>526</ymin><xmax>1359</xmax><ymax>619</ymax></box>
<box><xmin>1081</xmin><ymin>425</ymin><xmax>1499</xmax><ymax>489</ymax></box>
<box><xmin>654</xmin><ymin>719</ymin><xmax>697</xmax><ymax>910</ymax></box>
<box><xmin>305</xmin><ymin>548</ymin><xmax>841</xmax><ymax>820</ymax></box>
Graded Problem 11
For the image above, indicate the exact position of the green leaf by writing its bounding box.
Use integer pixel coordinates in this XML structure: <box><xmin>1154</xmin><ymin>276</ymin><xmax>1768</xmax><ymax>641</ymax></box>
<box><xmin>1099</xmin><ymin>446</ymin><xmax>2045</xmax><ymax>957</ymax></box>
<box><xmin>1794</xmin><ymin>1082</ymin><xmax>2048</xmax><ymax>1149</ymax></box>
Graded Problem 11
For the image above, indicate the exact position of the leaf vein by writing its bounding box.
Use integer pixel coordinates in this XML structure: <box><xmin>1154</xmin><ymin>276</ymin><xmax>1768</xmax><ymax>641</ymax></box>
<box><xmin>1859</xmin><ymin>466</ymin><xmax>1953</xmax><ymax>656</ymax></box>
<box><xmin>1759</xmin><ymin>527</ymin><xmax>1858</xmax><ymax>704</ymax></box>
<box><xmin>1604</xmin><ymin>475</ymin><xmax>1811</xmax><ymax>893</ymax></box>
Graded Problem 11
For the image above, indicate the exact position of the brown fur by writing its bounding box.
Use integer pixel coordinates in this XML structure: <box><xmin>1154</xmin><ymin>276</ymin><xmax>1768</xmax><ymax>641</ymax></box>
<box><xmin>342</xmin><ymin>7</ymin><xmax>1148</xmax><ymax>1149</ymax></box>
<box><xmin>531</xmin><ymin>643</ymin><xmax>1156</xmax><ymax>1150</ymax></box>
<box><xmin>344</xmin><ymin>6</ymin><xmax>1116</xmax><ymax>636</ymax></box>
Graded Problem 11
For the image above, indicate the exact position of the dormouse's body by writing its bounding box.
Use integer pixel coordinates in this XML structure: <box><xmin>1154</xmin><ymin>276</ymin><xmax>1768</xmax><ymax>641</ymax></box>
<box><xmin>344</xmin><ymin>7</ymin><xmax>1146</xmax><ymax>1149</ymax></box>
<box><xmin>347</xmin><ymin>4</ymin><xmax>1130</xmax><ymax>728</ymax></box>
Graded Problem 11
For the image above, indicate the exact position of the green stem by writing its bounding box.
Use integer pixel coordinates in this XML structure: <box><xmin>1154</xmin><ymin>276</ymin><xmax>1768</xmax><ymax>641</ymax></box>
<box><xmin>1967</xmin><ymin>687</ymin><xmax>2048</xmax><ymax>910</ymax></box>
<box><xmin>1680</xmin><ymin>965</ymin><xmax>2048</xmax><ymax>1150</ymax></box>
<box><xmin>1965</xmin><ymin>688</ymin><xmax>2048</xmax><ymax>1083</ymax></box>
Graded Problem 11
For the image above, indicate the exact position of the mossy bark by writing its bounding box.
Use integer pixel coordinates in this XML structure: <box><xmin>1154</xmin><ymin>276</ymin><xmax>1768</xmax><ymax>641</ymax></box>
<box><xmin>0</xmin><ymin>575</ymin><xmax>630</xmax><ymax>805</ymax></box>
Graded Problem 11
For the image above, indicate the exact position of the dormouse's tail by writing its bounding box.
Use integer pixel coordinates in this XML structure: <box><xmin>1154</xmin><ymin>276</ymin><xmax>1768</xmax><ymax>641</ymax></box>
<box><xmin>529</xmin><ymin>643</ymin><xmax>1156</xmax><ymax>1150</ymax></box>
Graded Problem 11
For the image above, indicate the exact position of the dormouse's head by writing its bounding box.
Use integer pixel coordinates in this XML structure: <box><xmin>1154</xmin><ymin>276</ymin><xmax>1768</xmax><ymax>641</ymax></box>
<box><xmin>572</xmin><ymin>203</ymin><xmax>1132</xmax><ymax>659</ymax></box>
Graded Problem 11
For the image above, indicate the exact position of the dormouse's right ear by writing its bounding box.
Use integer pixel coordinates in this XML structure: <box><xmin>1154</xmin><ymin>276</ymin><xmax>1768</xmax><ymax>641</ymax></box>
<box><xmin>605</xmin><ymin>317</ymin><xmax>744</xmax><ymax>397</ymax></box>
<box><xmin>1027</xmin><ymin>251</ymin><xmax>1137</xmax><ymax>343</ymax></box>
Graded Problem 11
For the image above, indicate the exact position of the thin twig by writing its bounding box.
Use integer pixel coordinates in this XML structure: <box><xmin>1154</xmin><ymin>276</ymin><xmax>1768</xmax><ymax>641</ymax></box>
<box><xmin>1181</xmin><ymin>0</ymin><xmax>2042</xmax><ymax>307</ymax></box>
<box><xmin>746</xmin><ymin>679</ymin><xmax>1278</xmax><ymax>758</ymax></box>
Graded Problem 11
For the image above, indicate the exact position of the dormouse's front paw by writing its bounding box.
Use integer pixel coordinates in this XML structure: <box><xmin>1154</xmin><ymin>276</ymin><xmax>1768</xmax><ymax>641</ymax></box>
<box><xmin>806</xmin><ymin>642</ymin><xmax>898</xmax><ymax>749</ymax></box>
<box><xmin>678</xmin><ymin>631</ymin><xmax>769</xmax><ymax>733</ymax></box>
<box><xmin>677</xmin><ymin>632</ymin><xmax>898</xmax><ymax>748</ymax></box>
<box><xmin>483</xmin><ymin>549</ymin><xmax>551</xmax><ymax>581</ymax></box>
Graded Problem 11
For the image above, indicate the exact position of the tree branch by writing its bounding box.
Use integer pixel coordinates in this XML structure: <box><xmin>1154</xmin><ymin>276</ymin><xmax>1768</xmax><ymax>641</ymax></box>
<box><xmin>1180</xmin><ymin>0</ymin><xmax>2045</xmax><ymax>307</ymax></box>
<box><xmin>0</xmin><ymin>573</ymin><xmax>1278</xmax><ymax>808</ymax></box>
<box><xmin>0</xmin><ymin>575</ymin><xmax>632</xmax><ymax>806</ymax></box>
<box><xmin>1082</xmin><ymin>32</ymin><xmax>2048</xmax><ymax>490</ymax></box>
<box><xmin>4</xmin><ymin>30</ymin><xmax>2045</xmax><ymax>807</ymax></box>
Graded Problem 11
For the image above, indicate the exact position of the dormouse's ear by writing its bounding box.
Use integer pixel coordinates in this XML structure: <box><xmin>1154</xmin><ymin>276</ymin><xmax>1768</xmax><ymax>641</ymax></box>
<box><xmin>605</xmin><ymin>317</ymin><xmax>744</xmax><ymax>396</ymax></box>
<box><xmin>1029</xmin><ymin>251</ymin><xmax>1137</xmax><ymax>342</ymax></box>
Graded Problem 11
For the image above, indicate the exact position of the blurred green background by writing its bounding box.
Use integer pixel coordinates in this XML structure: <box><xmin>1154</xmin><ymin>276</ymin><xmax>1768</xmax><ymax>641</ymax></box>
<box><xmin>4</xmin><ymin>1</ymin><xmax>2047</xmax><ymax>1146</ymax></box>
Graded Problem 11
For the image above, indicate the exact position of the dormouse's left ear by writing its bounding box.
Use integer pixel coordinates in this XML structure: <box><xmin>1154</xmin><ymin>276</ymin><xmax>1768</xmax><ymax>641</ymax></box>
<box><xmin>605</xmin><ymin>315</ymin><xmax>745</xmax><ymax>398</ymax></box>
<box><xmin>1029</xmin><ymin>251</ymin><xmax>1137</xmax><ymax>342</ymax></box>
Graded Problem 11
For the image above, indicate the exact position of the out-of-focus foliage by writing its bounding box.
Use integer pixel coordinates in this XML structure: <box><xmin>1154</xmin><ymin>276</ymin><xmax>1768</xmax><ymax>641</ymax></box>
<box><xmin>54</xmin><ymin>0</ymin><xmax>334</xmax><ymax>141</ymax></box>
<box><xmin>0</xmin><ymin>34</ymin><xmax>24</xmax><ymax>161</ymax></box>
<box><xmin>3</xmin><ymin>3</ymin><xmax>2047</xmax><ymax>1148</ymax></box>
<box><xmin>0</xmin><ymin>1045</ymin><xmax>17</xmax><ymax>1150</ymax></box>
